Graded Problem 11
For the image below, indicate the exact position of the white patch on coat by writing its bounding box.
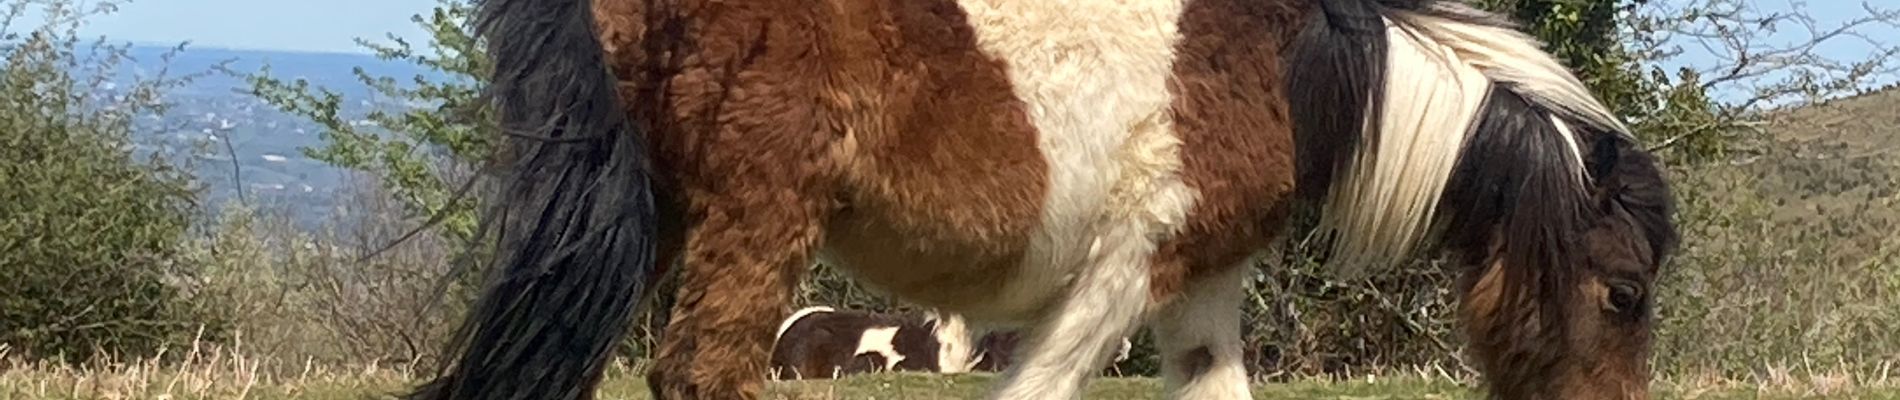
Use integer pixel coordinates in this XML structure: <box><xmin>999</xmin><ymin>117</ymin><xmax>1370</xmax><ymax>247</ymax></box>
<box><xmin>853</xmin><ymin>326</ymin><xmax>906</xmax><ymax>371</ymax></box>
<box><xmin>1153</xmin><ymin>262</ymin><xmax>1254</xmax><ymax>400</ymax></box>
<box><xmin>955</xmin><ymin>0</ymin><xmax>1193</xmax><ymax>398</ymax></box>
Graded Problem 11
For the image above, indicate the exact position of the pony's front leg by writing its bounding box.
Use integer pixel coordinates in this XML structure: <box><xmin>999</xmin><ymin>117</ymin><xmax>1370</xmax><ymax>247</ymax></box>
<box><xmin>645</xmin><ymin>188</ymin><xmax>827</xmax><ymax>399</ymax></box>
<box><xmin>990</xmin><ymin>229</ymin><xmax>1156</xmax><ymax>400</ymax></box>
<box><xmin>1152</xmin><ymin>263</ymin><xmax>1251</xmax><ymax>400</ymax></box>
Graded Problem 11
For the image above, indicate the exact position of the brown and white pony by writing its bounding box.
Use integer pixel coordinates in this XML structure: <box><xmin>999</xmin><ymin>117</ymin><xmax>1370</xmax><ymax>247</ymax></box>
<box><xmin>408</xmin><ymin>0</ymin><xmax>1680</xmax><ymax>398</ymax></box>
<box><xmin>767</xmin><ymin>307</ymin><xmax>1131</xmax><ymax>380</ymax></box>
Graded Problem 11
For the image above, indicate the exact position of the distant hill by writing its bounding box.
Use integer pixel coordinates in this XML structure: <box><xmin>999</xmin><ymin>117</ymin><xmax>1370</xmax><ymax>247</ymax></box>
<box><xmin>114</xmin><ymin>45</ymin><xmax>443</xmax><ymax>229</ymax></box>
<box><xmin>1731</xmin><ymin>88</ymin><xmax>1900</xmax><ymax>262</ymax></box>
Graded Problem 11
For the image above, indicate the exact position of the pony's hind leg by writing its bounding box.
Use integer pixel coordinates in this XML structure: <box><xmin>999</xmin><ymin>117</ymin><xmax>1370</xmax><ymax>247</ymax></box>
<box><xmin>636</xmin><ymin>0</ymin><xmax>839</xmax><ymax>398</ymax></box>
<box><xmin>643</xmin><ymin>88</ymin><xmax>835</xmax><ymax>398</ymax></box>
<box><xmin>1152</xmin><ymin>262</ymin><xmax>1252</xmax><ymax>400</ymax></box>
<box><xmin>645</xmin><ymin>188</ymin><xmax>829</xmax><ymax>399</ymax></box>
<box><xmin>989</xmin><ymin>232</ymin><xmax>1156</xmax><ymax>400</ymax></box>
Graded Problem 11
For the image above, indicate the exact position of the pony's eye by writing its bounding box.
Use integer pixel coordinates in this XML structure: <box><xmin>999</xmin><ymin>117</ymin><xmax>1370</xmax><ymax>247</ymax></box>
<box><xmin>1607</xmin><ymin>281</ymin><xmax>1643</xmax><ymax>313</ymax></box>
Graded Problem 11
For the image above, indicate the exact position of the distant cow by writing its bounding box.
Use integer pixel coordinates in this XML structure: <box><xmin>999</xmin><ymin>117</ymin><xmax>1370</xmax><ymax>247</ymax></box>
<box><xmin>769</xmin><ymin>306</ymin><xmax>1129</xmax><ymax>380</ymax></box>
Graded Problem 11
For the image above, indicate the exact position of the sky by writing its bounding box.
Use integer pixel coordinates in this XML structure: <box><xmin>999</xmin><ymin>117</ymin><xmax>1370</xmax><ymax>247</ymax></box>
<box><xmin>83</xmin><ymin>0</ymin><xmax>436</xmax><ymax>54</ymax></box>
<box><xmin>1654</xmin><ymin>0</ymin><xmax>1900</xmax><ymax>102</ymax></box>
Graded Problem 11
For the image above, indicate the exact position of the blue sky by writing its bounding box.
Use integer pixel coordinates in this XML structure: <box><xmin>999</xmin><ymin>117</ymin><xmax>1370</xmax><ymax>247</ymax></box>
<box><xmin>84</xmin><ymin>0</ymin><xmax>436</xmax><ymax>54</ymax></box>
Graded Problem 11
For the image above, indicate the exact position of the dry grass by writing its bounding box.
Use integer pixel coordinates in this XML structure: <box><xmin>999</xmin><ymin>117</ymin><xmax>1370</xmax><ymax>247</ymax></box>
<box><xmin>0</xmin><ymin>340</ymin><xmax>412</xmax><ymax>400</ymax></box>
<box><xmin>3</xmin><ymin>344</ymin><xmax>1896</xmax><ymax>400</ymax></box>
<box><xmin>174</xmin><ymin>176</ymin><xmax>471</xmax><ymax>371</ymax></box>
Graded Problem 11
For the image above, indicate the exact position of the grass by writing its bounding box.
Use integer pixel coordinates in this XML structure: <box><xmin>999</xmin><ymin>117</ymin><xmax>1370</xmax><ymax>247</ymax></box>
<box><xmin>3</xmin><ymin>346</ymin><xmax>1897</xmax><ymax>400</ymax></box>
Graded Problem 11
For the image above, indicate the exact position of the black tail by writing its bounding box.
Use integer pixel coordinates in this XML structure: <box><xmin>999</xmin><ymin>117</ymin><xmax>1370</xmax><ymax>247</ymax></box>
<box><xmin>407</xmin><ymin>0</ymin><xmax>658</xmax><ymax>397</ymax></box>
<box><xmin>1285</xmin><ymin>0</ymin><xmax>1392</xmax><ymax>201</ymax></box>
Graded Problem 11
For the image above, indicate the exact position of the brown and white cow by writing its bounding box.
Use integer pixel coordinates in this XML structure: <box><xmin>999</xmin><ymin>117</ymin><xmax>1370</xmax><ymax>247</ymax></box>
<box><xmin>769</xmin><ymin>306</ymin><xmax>1130</xmax><ymax>380</ymax></box>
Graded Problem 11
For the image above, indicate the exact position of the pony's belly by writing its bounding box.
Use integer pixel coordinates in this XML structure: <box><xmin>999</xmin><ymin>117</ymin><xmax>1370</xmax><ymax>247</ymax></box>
<box><xmin>820</xmin><ymin>209</ymin><xmax>1081</xmax><ymax>326</ymax></box>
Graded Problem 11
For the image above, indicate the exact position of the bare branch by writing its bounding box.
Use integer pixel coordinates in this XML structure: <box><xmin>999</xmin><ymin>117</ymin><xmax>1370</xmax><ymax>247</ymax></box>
<box><xmin>1635</xmin><ymin>0</ymin><xmax>1900</xmax><ymax>110</ymax></box>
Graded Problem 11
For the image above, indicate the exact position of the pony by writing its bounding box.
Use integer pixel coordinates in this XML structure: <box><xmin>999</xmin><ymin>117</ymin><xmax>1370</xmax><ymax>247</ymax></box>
<box><xmin>767</xmin><ymin>306</ymin><xmax>1134</xmax><ymax>380</ymax></box>
<box><xmin>407</xmin><ymin>0</ymin><xmax>1680</xmax><ymax>398</ymax></box>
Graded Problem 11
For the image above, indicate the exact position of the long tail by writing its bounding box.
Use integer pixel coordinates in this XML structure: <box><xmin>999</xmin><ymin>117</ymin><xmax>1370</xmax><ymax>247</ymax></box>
<box><xmin>1285</xmin><ymin>0</ymin><xmax>1630</xmax><ymax>270</ymax></box>
<box><xmin>407</xmin><ymin>0</ymin><xmax>658</xmax><ymax>397</ymax></box>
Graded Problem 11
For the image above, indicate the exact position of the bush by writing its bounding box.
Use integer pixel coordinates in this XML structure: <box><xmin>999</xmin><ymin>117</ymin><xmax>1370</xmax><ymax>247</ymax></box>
<box><xmin>239</xmin><ymin>0</ymin><xmax>494</xmax><ymax>367</ymax></box>
<box><xmin>0</xmin><ymin>0</ymin><xmax>218</xmax><ymax>361</ymax></box>
<box><xmin>184</xmin><ymin>177</ymin><xmax>469</xmax><ymax>370</ymax></box>
<box><xmin>245</xmin><ymin>0</ymin><xmax>491</xmax><ymax>244</ymax></box>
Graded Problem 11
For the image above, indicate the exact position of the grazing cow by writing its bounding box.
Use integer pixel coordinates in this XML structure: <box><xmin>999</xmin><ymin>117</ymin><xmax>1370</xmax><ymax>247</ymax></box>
<box><xmin>412</xmin><ymin>0</ymin><xmax>1684</xmax><ymax>398</ymax></box>
<box><xmin>767</xmin><ymin>306</ymin><xmax>977</xmax><ymax>379</ymax></box>
<box><xmin>769</xmin><ymin>307</ymin><xmax>1130</xmax><ymax>379</ymax></box>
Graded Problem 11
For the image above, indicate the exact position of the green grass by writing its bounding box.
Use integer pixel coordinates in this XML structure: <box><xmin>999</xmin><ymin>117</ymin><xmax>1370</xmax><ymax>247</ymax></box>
<box><xmin>5</xmin><ymin>357</ymin><xmax>1897</xmax><ymax>400</ymax></box>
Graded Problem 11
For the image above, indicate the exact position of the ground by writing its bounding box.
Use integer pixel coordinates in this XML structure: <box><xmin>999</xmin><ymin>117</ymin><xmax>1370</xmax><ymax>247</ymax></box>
<box><xmin>5</xmin><ymin>367</ymin><xmax>1898</xmax><ymax>400</ymax></box>
<box><xmin>724</xmin><ymin>374</ymin><xmax>1900</xmax><ymax>399</ymax></box>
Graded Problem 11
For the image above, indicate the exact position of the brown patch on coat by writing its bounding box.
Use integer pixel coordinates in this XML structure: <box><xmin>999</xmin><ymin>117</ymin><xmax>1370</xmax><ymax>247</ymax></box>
<box><xmin>1149</xmin><ymin>0</ymin><xmax>1304</xmax><ymax>302</ymax></box>
<box><xmin>593</xmin><ymin>0</ymin><xmax>841</xmax><ymax>399</ymax></box>
<box><xmin>591</xmin><ymin>0</ymin><xmax>1044</xmax><ymax>398</ymax></box>
<box><xmin>591</xmin><ymin>0</ymin><xmax>644</xmax><ymax>75</ymax></box>
<box><xmin>1459</xmin><ymin>258</ymin><xmax>1510</xmax><ymax>327</ymax></box>
<box><xmin>805</xmin><ymin>0</ymin><xmax>1049</xmax><ymax>315</ymax></box>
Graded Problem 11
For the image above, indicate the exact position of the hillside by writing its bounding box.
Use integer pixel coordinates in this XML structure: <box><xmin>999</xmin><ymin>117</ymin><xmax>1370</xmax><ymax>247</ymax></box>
<box><xmin>1748</xmin><ymin>88</ymin><xmax>1900</xmax><ymax>262</ymax></box>
<box><xmin>115</xmin><ymin>45</ymin><xmax>438</xmax><ymax>229</ymax></box>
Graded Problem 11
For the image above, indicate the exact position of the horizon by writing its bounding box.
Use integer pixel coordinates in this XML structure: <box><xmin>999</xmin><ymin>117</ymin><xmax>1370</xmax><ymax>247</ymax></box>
<box><xmin>73</xmin><ymin>0</ymin><xmax>1900</xmax><ymax>101</ymax></box>
<box><xmin>119</xmin><ymin>41</ymin><xmax>402</xmax><ymax>56</ymax></box>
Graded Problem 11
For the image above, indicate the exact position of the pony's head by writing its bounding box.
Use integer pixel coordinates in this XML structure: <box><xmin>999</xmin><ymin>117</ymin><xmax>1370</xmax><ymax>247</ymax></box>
<box><xmin>1287</xmin><ymin>0</ymin><xmax>1683</xmax><ymax>395</ymax></box>
<box><xmin>1441</xmin><ymin>108</ymin><xmax>1680</xmax><ymax>399</ymax></box>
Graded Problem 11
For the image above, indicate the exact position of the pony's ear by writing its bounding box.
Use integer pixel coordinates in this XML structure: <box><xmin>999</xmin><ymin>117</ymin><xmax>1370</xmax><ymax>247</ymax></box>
<box><xmin>1585</xmin><ymin>134</ymin><xmax>1624</xmax><ymax>209</ymax></box>
<box><xmin>1580</xmin><ymin>133</ymin><xmax>1626</xmax><ymax>214</ymax></box>
<box><xmin>1587</xmin><ymin>134</ymin><xmax>1621</xmax><ymax>184</ymax></box>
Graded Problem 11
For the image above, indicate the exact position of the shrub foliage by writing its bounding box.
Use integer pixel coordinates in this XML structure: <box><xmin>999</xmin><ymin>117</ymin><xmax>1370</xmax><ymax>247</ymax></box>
<box><xmin>0</xmin><ymin>0</ymin><xmax>216</xmax><ymax>361</ymax></box>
